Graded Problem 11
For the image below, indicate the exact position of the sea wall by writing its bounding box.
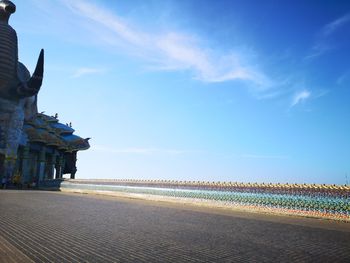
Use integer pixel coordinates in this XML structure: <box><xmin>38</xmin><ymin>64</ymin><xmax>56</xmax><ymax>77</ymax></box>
<box><xmin>55</xmin><ymin>179</ymin><xmax>350</xmax><ymax>222</ymax></box>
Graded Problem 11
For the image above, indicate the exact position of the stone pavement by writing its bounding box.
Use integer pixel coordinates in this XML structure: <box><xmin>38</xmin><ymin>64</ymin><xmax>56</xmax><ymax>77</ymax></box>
<box><xmin>0</xmin><ymin>190</ymin><xmax>350</xmax><ymax>262</ymax></box>
<box><xmin>0</xmin><ymin>235</ymin><xmax>34</xmax><ymax>263</ymax></box>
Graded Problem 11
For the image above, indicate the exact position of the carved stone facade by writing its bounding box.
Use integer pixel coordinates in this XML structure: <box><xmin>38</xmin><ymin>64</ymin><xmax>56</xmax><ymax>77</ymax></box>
<box><xmin>0</xmin><ymin>1</ymin><xmax>89</xmax><ymax>187</ymax></box>
<box><xmin>7</xmin><ymin>113</ymin><xmax>90</xmax><ymax>187</ymax></box>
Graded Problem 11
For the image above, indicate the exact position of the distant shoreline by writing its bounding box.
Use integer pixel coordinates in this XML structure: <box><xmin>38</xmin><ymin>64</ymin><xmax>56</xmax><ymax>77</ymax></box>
<box><xmin>68</xmin><ymin>179</ymin><xmax>350</xmax><ymax>189</ymax></box>
<box><xmin>58</xmin><ymin>180</ymin><xmax>350</xmax><ymax>223</ymax></box>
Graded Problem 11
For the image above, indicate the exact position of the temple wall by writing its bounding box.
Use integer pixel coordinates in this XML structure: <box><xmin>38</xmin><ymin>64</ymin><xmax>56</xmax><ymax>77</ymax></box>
<box><xmin>0</xmin><ymin>98</ymin><xmax>25</xmax><ymax>157</ymax></box>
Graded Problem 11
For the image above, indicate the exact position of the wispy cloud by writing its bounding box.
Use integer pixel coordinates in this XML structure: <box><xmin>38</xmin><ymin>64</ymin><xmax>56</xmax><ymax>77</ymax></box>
<box><xmin>291</xmin><ymin>90</ymin><xmax>311</xmax><ymax>107</ymax></box>
<box><xmin>304</xmin><ymin>43</ymin><xmax>333</xmax><ymax>60</ymax></box>
<box><xmin>322</xmin><ymin>13</ymin><xmax>350</xmax><ymax>37</ymax></box>
<box><xmin>241</xmin><ymin>154</ymin><xmax>289</xmax><ymax>160</ymax></box>
<box><xmin>306</xmin><ymin>13</ymin><xmax>350</xmax><ymax>60</ymax></box>
<box><xmin>59</xmin><ymin>0</ymin><xmax>273</xmax><ymax>91</ymax></box>
<box><xmin>72</xmin><ymin>67</ymin><xmax>106</xmax><ymax>78</ymax></box>
<box><xmin>92</xmin><ymin>145</ymin><xmax>191</xmax><ymax>155</ymax></box>
<box><xmin>63</xmin><ymin>0</ymin><xmax>145</xmax><ymax>46</ymax></box>
<box><xmin>337</xmin><ymin>71</ymin><xmax>350</xmax><ymax>85</ymax></box>
<box><xmin>94</xmin><ymin>146</ymin><xmax>290</xmax><ymax>160</ymax></box>
<box><xmin>313</xmin><ymin>89</ymin><xmax>329</xmax><ymax>99</ymax></box>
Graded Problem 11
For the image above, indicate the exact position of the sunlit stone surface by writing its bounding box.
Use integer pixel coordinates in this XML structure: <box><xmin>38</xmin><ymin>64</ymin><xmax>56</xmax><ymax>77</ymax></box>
<box><xmin>1</xmin><ymin>190</ymin><xmax>350</xmax><ymax>262</ymax></box>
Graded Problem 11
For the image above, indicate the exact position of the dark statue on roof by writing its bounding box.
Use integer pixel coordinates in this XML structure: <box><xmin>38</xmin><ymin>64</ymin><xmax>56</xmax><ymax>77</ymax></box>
<box><xmin>0</xmin><ymin>0</ymin><xmax>44</xmax><ymax>101</ymax></box>
<box><xmin>0</xmin><ymin>0</ymin><xmax>43</xmax><ymax>164</ymax></box>
<box><xmin>0</xmin><ymin>1</ymin><xmax>89</xmax><ymax>187</ymax></box>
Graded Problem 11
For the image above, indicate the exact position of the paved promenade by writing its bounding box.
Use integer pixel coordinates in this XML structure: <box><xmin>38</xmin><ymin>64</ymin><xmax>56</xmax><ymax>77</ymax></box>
<box><xmin>0</xmin><ymin>190</ymin><xmax>350</xmax><ymax>262</ymax></box>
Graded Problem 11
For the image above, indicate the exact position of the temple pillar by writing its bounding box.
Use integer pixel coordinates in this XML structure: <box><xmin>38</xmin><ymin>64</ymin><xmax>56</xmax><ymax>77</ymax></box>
<box><xmin>55</xmin><ymin>154</ymin><xmax>64</xmax><ymax>179</ymax></box>
<box><xmin>54</xmin><ymin>159</ymin><xmax>60</xmax><ymax>179</ymax></box>
<box><xmin>20</xmin><ymin>145</ymin><xmax>31</xmax><ymax>186</ymax></box>
<box><xmin>47</xmin><ymin>151</ymin><xmax>57</xmax><ymax>180</ymax></box>
<box><xmin>37</xmin><ymin>146</ymin><xmax>46</xmax><ymax>182</ymax></box>
<box><xmin>30</xmin><ymin>154</ymin><xmax>38</xmax><ymax>186</ymax></box>
<box><xmin>70</xmin><ymin>151</ymin><xmax>77</xmax><ymax>179</ymax></box>
<box><xmin>61</xmin><ymin>156</ymin><xmax>66</xmax><ymax>178</ymax></box>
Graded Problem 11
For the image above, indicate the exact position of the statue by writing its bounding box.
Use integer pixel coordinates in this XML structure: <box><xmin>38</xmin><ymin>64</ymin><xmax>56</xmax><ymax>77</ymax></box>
<box><xmin>0</xmin><ymin>0</ymin><xmax>44</xmax><ymax>182</ymax></box>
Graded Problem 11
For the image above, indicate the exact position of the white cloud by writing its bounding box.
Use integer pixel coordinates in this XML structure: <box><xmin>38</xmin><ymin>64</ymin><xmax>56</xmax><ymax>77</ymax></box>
<box><xmin>313</xmin><ymin>89</ymin><xmax>329</xmax><ymax>99</ymax></box>
<box><xmin>304</xmin><ymin>43</ymin><xmax>332</xmax><ymax>60</ymax></box>
<box><xmin>60</xmin><ymin>0</ymin><xmax>273</xmax><ymax>90</ymax></box>
<box><xmin>72</xmin><ymin>67</ymin><xmax>106</xmax><ymax>78</ymax></box>
<box><xmin>337</xmin><ymin>71</ymin><xmax>350</xmax><ymax>85</ymax></box>
<box><xmin>241</xmin><ymin>154</ymin><xmax>289</xmax><ymax>160</ymax></box>
<box><xmin>63</xmin><ymin>0</ymin><xmax>145</xmax><ymax>46</ymax></box>
<box><xmin>306</xmin><ymin>13</ymin><xmax>350</xmax><ymax>60</ymax></box>
<box><xmin>322</xmin><ymin>13</ymin><xmax>350</xmax><ymax>37</ymax></box>
<box><xmin>291</xmin><ymin>90</ymin><xmax>311</xmax><ymax>107</ymax></box>
<box><xmin>91</xmin><ymin>145</ymin><xmax>188</xmax><ymax>155</ymax></box>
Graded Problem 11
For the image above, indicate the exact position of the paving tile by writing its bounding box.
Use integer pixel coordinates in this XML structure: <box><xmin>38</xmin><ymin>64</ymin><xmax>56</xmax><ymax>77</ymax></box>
<box><xmin>0</xmin><ymin>190</ymin><xmax>349</xmax><ymax>262</ymax></box>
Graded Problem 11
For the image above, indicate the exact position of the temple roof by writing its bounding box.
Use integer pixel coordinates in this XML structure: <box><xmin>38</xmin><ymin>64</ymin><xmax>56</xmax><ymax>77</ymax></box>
<box><xmin>62</xmin><ymin>134</ymin><xmax>90</xmax><ymax>151</ymax></box>
<box><xmin>51</xmin><ymin>122</ymin><xmax>75</xmax><ymax>135</ymax></box>
<box><xmin>23</xmin><ymin>113</ymin><xmax>90</xmax><ymax>152</ymax></box>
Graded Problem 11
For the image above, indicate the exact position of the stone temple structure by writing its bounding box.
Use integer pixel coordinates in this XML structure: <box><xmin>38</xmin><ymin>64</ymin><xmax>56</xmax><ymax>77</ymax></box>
<box><xmin>16</xmin><ymin>113</ymin><xmax>90</xmax><ymax>185</ymax></box>
<box><xmin>0</xmin><ymin>0</ymin><xmax>90</xmax><ymax>187</ymax></box>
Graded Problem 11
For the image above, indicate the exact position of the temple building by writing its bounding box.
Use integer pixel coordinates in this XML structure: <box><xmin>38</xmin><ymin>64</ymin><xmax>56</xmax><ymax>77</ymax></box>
<box><xmin>11</xmin><ymin>113</ymin><xmax>90</xmax><ymax>187</ymax></box>
<box><xmin>0</xmin><ymin>0</ymin><xmax>89</xmax><ymax>188</ymax></box>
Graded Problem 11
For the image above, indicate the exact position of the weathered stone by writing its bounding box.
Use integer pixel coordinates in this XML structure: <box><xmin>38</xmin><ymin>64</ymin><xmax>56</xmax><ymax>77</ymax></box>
<box><xmin>0</xmin><ymin>98</ymin><xmax>24</xmax><ymax>157</ymax></box>
<box><xmin>0</xmin><ymin>0</ymin><xmax>44</xmax><ymax>180</ymax></box>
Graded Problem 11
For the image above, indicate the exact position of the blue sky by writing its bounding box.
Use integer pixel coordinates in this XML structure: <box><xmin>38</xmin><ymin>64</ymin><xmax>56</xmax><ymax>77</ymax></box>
<box><xmin>12</xmin><ymin>0</ymin><xmax>350</xmax><ymax>184</ymax></box>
